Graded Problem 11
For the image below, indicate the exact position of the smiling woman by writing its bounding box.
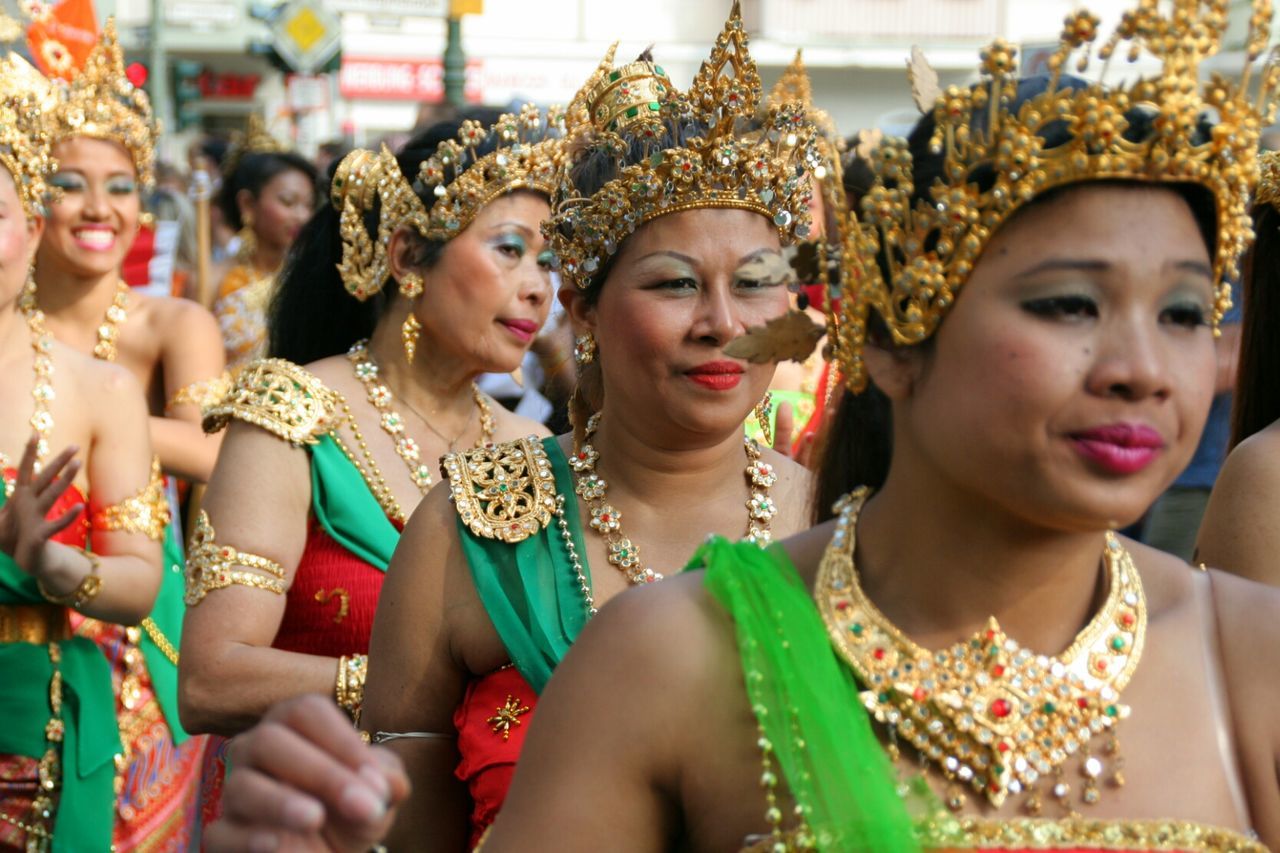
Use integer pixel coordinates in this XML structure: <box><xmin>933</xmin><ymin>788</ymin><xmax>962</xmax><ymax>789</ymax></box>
<box><xmin>177</xmin><ymin>107</ymin><xmax>563</xmax><ymax>824</ymax></box>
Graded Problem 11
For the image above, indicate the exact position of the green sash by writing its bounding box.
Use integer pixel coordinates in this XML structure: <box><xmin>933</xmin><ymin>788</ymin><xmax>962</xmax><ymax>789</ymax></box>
<box><xmin>309</xmin><ymin>434</ymin><xmax>401</xmax><ymax>572</ymax></box>
<box><xmin>690</xmin><ymin>537</ymin><xmax>921</xmax><ymax>852</ymax></box>
<box><xmin>0</xmin><ymin>492</ymin><xmax>121</xmax><ymax>853</ymax></box>
<box><xmin>134</xmin><ymin>518</ymin><xmax>189</xmax><ymax>744</ymax></box>
<box><xmin>457</xmin><ymin>438</ymin><xmax>592</xmax><ymax>693</ymax></box>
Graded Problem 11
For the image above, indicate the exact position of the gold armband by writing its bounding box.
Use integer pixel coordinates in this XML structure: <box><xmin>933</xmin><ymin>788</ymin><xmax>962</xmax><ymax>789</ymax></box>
<box><xmin>184</xmin><ymin>511</ymin><xmax>286</xmax><ymax>606</ymax></box>
<box><xmin>90</xmin><ymin>458</ymin><xmax>171</xmax><ymax>542</ymax></box>
<box><xmin>336</xmin><ymin>653</ymin><xmax>368</xmax><ymax>722</ymax></box>
<box><xmin>165</xmin><ymin>372</ymin><xmax>233</xmax><ymax>415</ymax></box>
<box><xmin>37</xmin><ymin>547</ymin><xmax>102</xmax><ymax>610</ymax></box>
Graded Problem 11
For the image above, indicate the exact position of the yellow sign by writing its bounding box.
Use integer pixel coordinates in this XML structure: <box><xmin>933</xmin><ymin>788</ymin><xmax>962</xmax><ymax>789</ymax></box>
<box><xmin>450</xmin><ymin>0</ymin><xmax>483</xmax><ymax>16</ymax></box>
<box><xmin>283</xmin><ymin>7</ymin><xmax>326</xmax><ymax>52</ymax></box>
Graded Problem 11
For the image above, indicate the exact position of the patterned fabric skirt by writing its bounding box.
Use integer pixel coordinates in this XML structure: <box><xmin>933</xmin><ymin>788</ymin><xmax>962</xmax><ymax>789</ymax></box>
<box><xmin>75</xmin><ymin>618</ymin><xmax>205</xmax><ymax>852</ymax></box>
<box><xmin>0</xmin><ymin>754</ymin><xmax>49</xmax><ymax>851</ymax></box>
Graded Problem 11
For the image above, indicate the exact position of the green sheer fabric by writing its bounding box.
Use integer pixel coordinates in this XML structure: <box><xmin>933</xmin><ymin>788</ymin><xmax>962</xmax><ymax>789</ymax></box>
<box><xmin>310</xmin><ymin>434</ymin><xmax>401</xmax><ymax>572</ymax></box>
<box><xmin>457</xmin><ymin>437</ymin><xmax>592</xmax><ymax>693</ymax></box>
<box><xmin>692</xmin><ymin>536</ymin><xmax>921</xmax><ymax>852</ymax></box>
<box><xmin>134</xmin><ymin>519</ymin><xmax>189</xmax><ymax>743</ymax></box>
<box><xmin>0</xmin><ymin>492</ymin><xmax>121</xmax><ymax>852</ymax></box>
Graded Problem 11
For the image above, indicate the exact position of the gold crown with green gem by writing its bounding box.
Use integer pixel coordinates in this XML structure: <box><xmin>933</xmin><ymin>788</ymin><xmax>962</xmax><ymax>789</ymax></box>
<box><xmin>0</xmin><ymin>54</ymin><xmax>57</xmax><ymax>218</ymax></box>
<box><xmin>545</xmin><ymin>1</ymin><xmax>822</xmax><ymax>290</ymax></box>
<box><xmin>44</xmin><ymin>19</ymin><xmax>158</xmax><ymax>188</ymax></box>
<box><xmin>331</xmin><ymin>104</ymin><xmax>565</xmax><ymax>302</ymax></box>
<box><xmin>838</xmin><ymin>0</ymin><xmax>1279</xmax><ymax>392</ymax></box>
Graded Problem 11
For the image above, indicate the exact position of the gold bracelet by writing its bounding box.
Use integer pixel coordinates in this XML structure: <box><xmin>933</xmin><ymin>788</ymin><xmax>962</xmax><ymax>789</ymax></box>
<box><xmin>165</xmin><ymin>372</ymin><xmax>232</xmax><ymax>415</ymax></box>
<box><xmin>90</xmin><ymin>457</ymin><xmax>172</xmax><ymax>542</ymax></box>
<box><xmin>336</xmin><ymin>653</ymin><xmax>368</xmax><ymax>722</ymax></box>
<box><xmin>184</xmin><ymin>511</ymin><xmax>287</xmax><ymax>606</ymax></box>
<box><xmin>37</xmin><ymin>547</ymin><xmax>103</xmax><ymax>610</ymax></box>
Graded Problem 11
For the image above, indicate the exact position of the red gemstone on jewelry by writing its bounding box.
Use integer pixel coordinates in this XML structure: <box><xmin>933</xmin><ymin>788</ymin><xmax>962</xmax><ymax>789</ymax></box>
<box><xmin>992</xmin><ymin>664</ymin><xmax>1005</xmax><ymax>678</ymax></box>
<box><xmin>912</xmin><ymin>687</ymin><xmax>927</xmax><ymax>702</ymax></box>
<box><xmin>997</xmin><ymin>741</ymin><xmax>1011</xmax><ymax>753</ymax></box>
<box><xmin>1095</xmin><ymin>659</ymin><xmax>1108</xmax><ymax>672</ymax></box>
<box><xmin>872</xmin><ymin>648</ymin><xmax>886</xmax><ymax>661</ymax></box>
<box><xmin>1078</xmin><ymin>698</ymin><xmax>1089</xmax><ymax>709</ymax></box>
<box><xmin>990</xmin><ymin>698</ymin><xmax>1011</xmax><ymax>719</ymax></box>
<box><xmin>835</xmin><ymin>600</ymin><xmax>850</xmax><ymax>611</ymax></box>
<box><xmin>985</xmin><ymin>629</ymin><xmax>997</xmax><ymax>641</ymax></box>
<box><xmin>1121</xmin><ymin>613</ymin><xmax>1135</xmax><ymax>627</ymax></box>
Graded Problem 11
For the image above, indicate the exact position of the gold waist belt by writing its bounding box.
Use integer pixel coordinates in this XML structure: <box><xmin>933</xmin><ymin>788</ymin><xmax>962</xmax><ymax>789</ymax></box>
<box><xmin>0</xmin><ymin>603</ymin><xmax>71</xmax><ymax>644</ymax></box>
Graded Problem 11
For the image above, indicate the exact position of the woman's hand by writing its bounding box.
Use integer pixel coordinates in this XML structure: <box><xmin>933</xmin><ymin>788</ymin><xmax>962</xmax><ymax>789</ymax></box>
<box><xmin>0</xmin><ymin>436</ymin><xmax>83</xmax><ymax>579</ymax></box>
<box><xmin>205</xmin><ymin>694</ymin><xmax>410</xmax><ymax>853</ymax></box>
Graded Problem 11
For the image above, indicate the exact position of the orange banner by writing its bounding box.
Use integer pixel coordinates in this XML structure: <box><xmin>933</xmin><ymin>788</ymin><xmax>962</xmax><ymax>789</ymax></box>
<box><xmin>27</xmin><ymin>0</ymin><xmax>99</xmax><ymax>81</ymax></box>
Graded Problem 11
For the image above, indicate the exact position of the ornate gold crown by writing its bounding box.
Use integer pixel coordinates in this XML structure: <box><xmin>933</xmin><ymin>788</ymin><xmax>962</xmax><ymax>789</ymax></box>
<box><xmin>222</xmin><ymin>114</ymin><xmax>289</xmax><ymax>179</ymax></box>
<box><xmin>838</xmin><ymin>0</ymin><xmax>1279</xmax><ymax>392</ymax></box>
<box><xmin>44</xmin><ymin>19</ymin><xmax>158</xmax><ymax>188</ymax></box>
<box><xmin>331</xmin><ymin>104</ymin><xmax>564</xmax><ymax>302</ymax></box>
<box><xmin>545</xmin><ymin>1</ymin><xmax>822</xmax><ymax>290</ymax></box>
<box><xmin>0</xmin><ymin>54</ymin><xmax>57</xmax><ymax>217</ymax></box>
<box><xmin>1256</xmin><ymin>149</ymin><xmax>1280</xmax><ymax>211</ymax></box>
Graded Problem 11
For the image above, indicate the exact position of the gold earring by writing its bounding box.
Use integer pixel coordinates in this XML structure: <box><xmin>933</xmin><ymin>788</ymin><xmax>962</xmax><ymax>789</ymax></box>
<box><xmin>399</xmin><ymin>271</ymin><xmax>424</xmax><ymax>299</ymax></box>
<box><xmin>573</xmin><ymin>333</ymin><xmax>597</xmax><ymax>366</ymax></box>
<box><xmin>236</xmin><ymin>211</ymin><xmax>256</xmax><ymax>262</ymax></box>
<box><xmin>402</xmin><ymin>310</ymin><xmax>422</xmax><ymax>365</ymax></box>
<box><xmin>754</xmin><ymin>391</ymin><xmax>773</xmax><ymax>447</ymax></box>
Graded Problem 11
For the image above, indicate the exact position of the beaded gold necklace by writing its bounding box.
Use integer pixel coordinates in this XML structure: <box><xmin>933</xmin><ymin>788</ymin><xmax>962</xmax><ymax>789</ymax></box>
<box><xmin>569</xmin><ymin>412</ymin><xmax>779</xmax><ymax>585</ymax></box>
<box><xmin>345</xmin><ymin>340</ymin><xmax>495</xmax><ymax>493</ymax></box>
<box><xmin>91</xmin><ymin>279</ymin><xmax>130</xmax><ymax>362</ymax></box>
<box><xmin>817</xmin><ymin>488</ymin><xmax>1145</xmax><ymax>815</ymax></box>
<box><xmin>14</xmin><ymin>289</ymin><xmax>57</xmax><ymax>473</ymax></box>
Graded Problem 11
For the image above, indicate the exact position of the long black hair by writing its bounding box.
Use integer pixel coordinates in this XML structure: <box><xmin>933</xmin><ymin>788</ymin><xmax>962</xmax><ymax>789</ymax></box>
<box><xmin>217</xmin><ymin>151</ymin><xmax>319</xmax><ymax>231</ymax></box>
<box><xmin>812</xmin><ymin>75</ymin><xmax>1219</xmax><ymax>522</ymax></box>
<box><xmin>267</xmin><ymin>110</ymin><xmax>512</xmax><ymax>365</ymax></box>
<box><xmin>1231</xmin><ymin>200</ymin><xmax>1280</xmax><ymax>449</ymax></box>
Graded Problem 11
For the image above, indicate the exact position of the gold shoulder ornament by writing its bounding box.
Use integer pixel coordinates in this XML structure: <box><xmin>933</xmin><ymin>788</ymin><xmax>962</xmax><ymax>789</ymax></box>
<box><xmin>90</xmin><ymin>456</ymin><xmax>171</xmax><ymax>541</ymax></box>
<box><xmin>184</xmin><ymin>511</ymin><xmax>287</xmax><ymax>606</ymax></box>
<box><xmin>442</xmin><ymin>437</ymin><xmax>558</xmax><ymax>544</ymax></box>
<box><xmin>202</xmin><ymin>358</ymin><xmax>341</xmax><ymax>446</ymax></box>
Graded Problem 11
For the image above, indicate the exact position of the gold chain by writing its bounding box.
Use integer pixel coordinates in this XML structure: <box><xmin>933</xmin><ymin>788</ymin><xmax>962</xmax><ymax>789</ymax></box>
<box><xmin>345</xmin><ymin>340</ymin><xmax>495</xmax><ymax>492</ymax></box>
<box><xmin>330</xmin><ymin>399</ymin><xmax>408</xmax><ymax>524</ymax></box>
<box><xmin>140</xmin><ymin>617</ymin><xmax>180</xmax><ymax>666</ymax></box>
<box><xmin>17</xmin><ymin>282</ymin><xmax>56</xmax><ymax>471</ymax></box>
<box><xmin>91</xmin><ymin>280</ymin><xmax>130</xmax><ymax>362</ymax></box>
<box><xmin>568</xmin><ymin>413</ymin><xmax>779</xmax><ymax>585</ymax></box>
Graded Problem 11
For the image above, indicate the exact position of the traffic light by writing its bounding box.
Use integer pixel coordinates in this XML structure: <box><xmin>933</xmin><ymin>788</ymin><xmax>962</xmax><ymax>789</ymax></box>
<box><xmin>173</xmin><ymin>60</ymin><xmax>202</xmax><ymax>131</ymax></box>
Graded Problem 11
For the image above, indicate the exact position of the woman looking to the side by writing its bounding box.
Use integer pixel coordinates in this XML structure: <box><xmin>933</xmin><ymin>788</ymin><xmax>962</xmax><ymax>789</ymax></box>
<box><xmin>178</xmin><ymin>110</ymin><xmax>563</xmax><ymax>820</ymax></box>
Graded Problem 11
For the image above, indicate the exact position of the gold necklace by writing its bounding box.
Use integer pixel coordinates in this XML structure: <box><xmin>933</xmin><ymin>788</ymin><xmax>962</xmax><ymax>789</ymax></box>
<box><xmin>346</xmin><ymin>340</ymin><xmax>495</xmax><ymax>492</ymax></box>
<box><xmin>92</xmin><ymin>280</ymin><xmax>130</xmax><ymax>362</ymax></box>
<box><xmin>817</xmin><ymin>488</ymin><xmax>1145</xmax><ymax>815</ymax></box>
<box><xmin>569</xmin><ymin>412</ymin><xmax>778</xmax><ymax>585</ymax></box>
<box><xmin>14</xmin><ymin>287</ymin><xmax>57</xmax><ymax>473</ymax></box>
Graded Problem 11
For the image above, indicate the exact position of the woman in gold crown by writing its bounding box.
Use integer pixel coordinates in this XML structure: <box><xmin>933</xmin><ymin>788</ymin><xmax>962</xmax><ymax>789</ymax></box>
<box><xmin>1195</xmin><ymin>150</ymin><xmax>1280</xmax><ymax>587</ymax></box>
<box><xmin>211</xmin><ymin>116</ymin><xmax>318</xmax><ymax>369</ymax></box>
<box><xmin>0</xmin><ymin>73</ymin><xmax>168</xmax><ymax>851</ymax></box>
<box><xmin>177</xmin><ymin>108</ymin><xmax>563</xmax><ymax>824</ymax></box>
<box><xmin>206</xmin><ymin>3</ymin><xmax>1280</xmax><ymax>852</ymax></box>
<box><xmin>202</xmin><ymin>8</ymin><xmax>821</xmax><ymax>849</ymax></box>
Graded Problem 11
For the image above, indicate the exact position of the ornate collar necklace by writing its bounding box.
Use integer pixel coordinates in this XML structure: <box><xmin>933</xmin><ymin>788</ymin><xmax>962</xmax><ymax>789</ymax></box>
<box><xmin>568</xmin><ymin>412</ymin><xmax>778</xmax><ymax>585</ymax></box>
<box><xmin>817</xmin><ymin>488</ymin><xmax>1146</xmax><ymax>815</ymax></box>
<box><xmin>346</xmin><ymin>340</ymin><xmax>494</xmax><ymax>493</ymax></box>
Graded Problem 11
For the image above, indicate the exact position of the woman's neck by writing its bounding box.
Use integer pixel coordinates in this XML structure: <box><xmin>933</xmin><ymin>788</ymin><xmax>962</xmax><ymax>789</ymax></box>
<box><xmin>0</xmin><ymin>299</ymin><xmax>26</xmax><ymax>359</ymax></box>
<box><xmin>33</xmin><ymin>263</ymin><xmax>121</xmax><ymax>327</ymax></box>
<box><xmin>857</xmin><ymin>452</ymin><xmax>1110</xmax><ymax>657</ymax></box>
<box><xmin>366</xmin><ymin>302</ymin><xmax>481</xmax><ymax>426</ymax></box>
<box><xmin>586</xmin><ymin>406</ymin><xmax>751</xmax><ymax>509</ymax></box>
<box><xmin>248</xmin><ymin>241</ymin><xmax>285</xmax><ymax>276</ymax></box>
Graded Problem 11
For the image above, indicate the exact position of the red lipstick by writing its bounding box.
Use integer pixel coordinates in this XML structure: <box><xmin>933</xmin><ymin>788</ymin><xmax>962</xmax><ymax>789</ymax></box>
<box><xmin>1068</xmin><ymin>423</ymin><xmax>1165</xmax><ymax>475</ymax></box>
<box><xmin>685</xmin><ymin>360</ymin><xmax>744</xmax><ymax>391</ymax></box>
<box><xmin>498</xmin><ymin>318</ymin><xmax>539</xmax><ymax>343</ymax></box>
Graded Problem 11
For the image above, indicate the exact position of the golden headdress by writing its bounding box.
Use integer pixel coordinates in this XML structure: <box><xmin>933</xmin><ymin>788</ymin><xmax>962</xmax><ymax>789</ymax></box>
<box><xmin>545</xmin><ymin>2</ymin><xmax>822</xmax><ymax>290</ymax></box>
<box><xmin>0</xmin><ymin>54</ymin><xmax>56</xmax><ymax>217</ymax></box>
<box><xmin>836</xmin><ymin>0</ymin><xmax>1279</xmax><ymax>392</ymax></box>
<box><xmin>44</xmin><ymin>19</ymin><xmax>158</xmax><ymax>188</ymax></box>
<box><xmin>222</xmin><ymin>114</ymin><xmax>289</xmax><ymax>180</ymax></box>
<box><xmin>330</xmin><ymin>104</ymin><xmax>565</xmax><ymax>302</ymax></box>
<box><xmin>1256</xmin><ymin>149</ymin><xmax>1280</xmax><ymax>211</ymax></box>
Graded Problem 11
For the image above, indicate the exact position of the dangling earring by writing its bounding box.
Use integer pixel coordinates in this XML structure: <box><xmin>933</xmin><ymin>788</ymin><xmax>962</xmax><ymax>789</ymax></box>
<box><xmin>754</xmin><ymin>391</ymin><xmax>774</xmax><ymax>447</ymax></box>
<box><xmin>19</xmin><ymin>265</ymin><xmax>37</xmax><ymax>310</ymax></box>
<box><xmin>236</xmin><ymin>210</ymin><xmax>256</xmax><ymax>262</ymax></box>
<box><xmin>399</xmin><ymin>272</ymin><xmax>425</xmax><ymax>364</ymax></box>
<box><xmin>573</xmin><ymin>332</ymin><xmax>597</xmax><ymax>366</ymax></box>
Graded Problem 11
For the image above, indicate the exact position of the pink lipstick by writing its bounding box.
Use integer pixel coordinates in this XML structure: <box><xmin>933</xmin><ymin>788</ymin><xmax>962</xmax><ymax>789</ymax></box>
<box><xmin>499</xmin><ymin>318</ymin><xmax>539</xmax><ymax>344</ymax></box>
<box><xmin>685</xmin><ymin>360</ymin><xmax>744</xmax><ymax>391</ymax></box>
<box><xmin>1069</xmin><ymin>423</ymin><xmax>1165</xmax><ymax>475</ymax></box>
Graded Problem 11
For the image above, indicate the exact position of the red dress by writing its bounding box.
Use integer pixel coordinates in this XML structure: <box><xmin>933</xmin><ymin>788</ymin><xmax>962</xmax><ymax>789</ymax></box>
<box><xmin>197</xmin><ymin>514</ymin><xmax>392</xmax><ymax>831</ymax></box>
